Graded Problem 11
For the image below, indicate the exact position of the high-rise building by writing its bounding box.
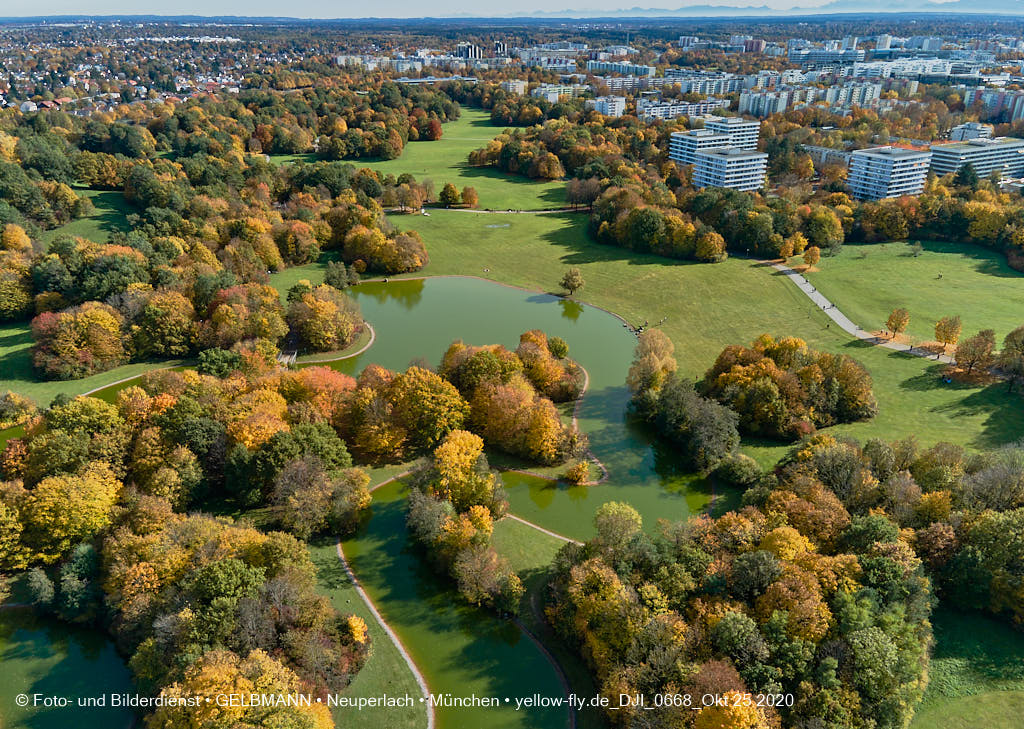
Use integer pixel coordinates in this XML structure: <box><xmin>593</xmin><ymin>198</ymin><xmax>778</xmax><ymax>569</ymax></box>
<box><xmin>587</xmin><ymin>96</ymin><xmax>627</xmax><ymax>117</ymax></box>
<box><xmin>842</xmin><ymin>36</ymin><xmax>859</xmax><ymax>50</ymax></box>
<box><xmin>848</xmin><ymin>147</ymin><xmax>931</xmax><ymax>200</ymax></box>
<box><xmin>929</xmin><ymin>137</ymin><xmax>1024</xmax><ymax>179</ymax></box>
<box><xmin>500</xmin><ymin>79</ymin><xmax>527</xmax><ymax>95</ymax></box>
<box><xmin>456</xmin><ymin>42</ymin><xmax>482</xmax><ymax>59</ymax></box>
<box><xmin>692</xmin><ymin>148</ymin><xmax>768</xmax><ymax>191</ymax></box>
<box><xmin>668</xmin><ymin>129</ymin><xmax>735</xmax><ymax>165</ymax></box>
<box><xmin>876</xmin><ymin>34</ymin><xmax>892</xmax><ymax>51</ymax></box>
<box><xmin>493</xmin><ymin>41</ymin><xmax>509</xmax><ymax>57</ymax></box>
<box><xmin>678</xmin><ymin>35</ymin><xmax>700</xmax><ymax>48</ymax></box>
<box><xmin>703</xmin><ymin>117</ymin><xmax>761</xmax><ymax>149</ymax></box>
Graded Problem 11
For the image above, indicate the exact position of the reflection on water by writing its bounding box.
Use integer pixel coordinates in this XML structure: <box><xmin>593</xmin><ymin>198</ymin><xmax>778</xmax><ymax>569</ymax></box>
<box><xmin>351</xmin><ymin>278</ymin><xmax>425</xmax><ymax>310</ymax></box>
<box><xmin>0</xmin><ymin>609</ymin><xmax>134</xmax><ymax>729</ymax></box>
<box><xmin>559</xmin><ymin>298</ymin><xmax>584</xmax><ymax>321</ymax></box>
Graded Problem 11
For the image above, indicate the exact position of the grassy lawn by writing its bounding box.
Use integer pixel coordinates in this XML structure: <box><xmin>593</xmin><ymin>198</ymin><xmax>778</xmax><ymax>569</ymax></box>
<box><xmin>310</xmin><ymin>108</ymin><xmax>566</xmax><ymax>210</ymax></box>
<box><xmin>307</xmin><ymin>540</ymin><xmax>424</xmax><ymax>729</ymax></box>
<box><xmin>799</xmin><ymin>240</ymin><xmax>1024</xmax><ymax>344</ymax></box>
<box><xmin>40</xmin><ymin>189</ymin><xmax>132</xmax><ymax>245</ymax></box>
<box><xmin>910</xmin><ymin>608</ymin><xmax>1024</xmax><ymax>729</ymax></box>
<box><xmin>380</xmin><ymin>211</ymin><xmax>1024</xmax><ymax>463</ymax></box>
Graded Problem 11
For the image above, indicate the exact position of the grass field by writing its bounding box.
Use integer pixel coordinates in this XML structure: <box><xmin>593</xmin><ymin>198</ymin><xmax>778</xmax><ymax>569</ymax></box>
<box><xmin>40</xmin><ymin>189</ymin><xmax>132</xmax><ymax>245</ymax></box>
<box><xmin>910</xmin><ymin>608</ymin><xmax>1024</xmax><ymax>729</ymax></box>
<box><xmin>273</xmin><ymin>108</ymin><xmax>566</xmax><ymax>211</ymax></box>
<box><xmin>378</xmin><ymin>211</ymin><xmax>1024</xmax><ymax>463</ymax></box>
<box><xmin>307</xmin><ymin>540</ymin><xmax>424</xmax><ymax>729</ymax></box>
<box><xmin>800</xmin><ymin>240</ymin><xmax>1024</xmax><ymax>344</ymax></box>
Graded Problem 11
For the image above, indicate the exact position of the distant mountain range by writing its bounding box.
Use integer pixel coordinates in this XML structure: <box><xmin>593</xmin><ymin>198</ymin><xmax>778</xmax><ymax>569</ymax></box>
<box><xmin>1</xmin><ymin>0</ymin><xmax>1023</xmax><ymax>22</ymax></box>
<box><xmin>508</xmin><ymin>0</ymin><xmax>1024</xmax><ymax>17</ymax></box>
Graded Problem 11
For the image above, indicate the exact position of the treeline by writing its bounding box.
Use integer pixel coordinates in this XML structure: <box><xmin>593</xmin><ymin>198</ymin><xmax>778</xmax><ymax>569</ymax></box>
<box><xmin>547</xmin><ymin>490</ymin><xmax>931</xmax><ymax>729</ymax></box>
<box><xmin>442</xmin><ymin>80</ymin><xmax>586</xmax><ymax>128</ymax></box>
<box><xmin>407</xmin><ymin>431</ymin><xmax>523</xmax><ymax>613</ymax></box>
<box><xmin>627</xmin><ymin>330</ymin><xmax>877</xmax><ymax>476</ymax></box>
<box><xmin>0</xmin><ymin>381</ymin><xmax>375</xmax><ymax>727</ymax></box>
<box><xmin>2</xmin><ymin>154</ymin><xmax>442</xmax><ymax>379</ymax></box>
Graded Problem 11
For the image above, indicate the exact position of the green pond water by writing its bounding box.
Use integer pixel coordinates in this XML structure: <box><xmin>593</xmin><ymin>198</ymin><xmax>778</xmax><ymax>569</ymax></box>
<box><xmin>4</xmin><ymin>275</ymin><xmax>729</xmax><ymax>729</ymax></box>
<box><xmin>331</xmin><ymin>276</ymin><xmax>722</xmax><ymax>540</ymax></box>
<box><xmin>0</xmin><ymin>608</ymin><xmax>135</xmax><ymax>729</ymax></box>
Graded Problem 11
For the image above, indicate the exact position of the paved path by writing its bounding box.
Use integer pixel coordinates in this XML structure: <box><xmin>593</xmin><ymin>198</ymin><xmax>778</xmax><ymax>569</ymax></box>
<box><xmin>767</xmin><ymin>260</ymin><xmax>955</xmax><ymax>364</ymax></box>
<box><xmin>505</xmin><ymin>514</ymin><xmax>583</xmax><ymax>545</ymax></box>
<box><xmin>334</xmin><ymin>538</ymin><xmax>435</xmax><ymax>729</ymax></box>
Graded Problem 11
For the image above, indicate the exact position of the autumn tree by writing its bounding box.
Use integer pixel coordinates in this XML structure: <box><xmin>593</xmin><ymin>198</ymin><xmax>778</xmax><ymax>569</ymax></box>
<box><xmin>802</xmin><ymin>245</ymin><xmax>821</xmax><ymax>268</ymax></box>
<box><xmin>287</xmin><ymin>284</ymin><xmax>362</xmax><ymax>353</ymax></box>
<box><xmin>999</xmin><ymin>325</ymin><xmax>1024</xmax><ymax>391</ymax></box>
<box><xmin>559</xmin><ymin>267</ymin><xmax>584</xmax><ymax>297</ymax></box>
<box><xmin>20</xmin><ymin>462</ymin><xmax>122</xmax><ymax>563</ymax></box>
<box><xmin>627</xmin><ymin>329</ymin><xmax>677</xmax><ymax>396</ymax></box>
<box><xmin>460</xmin><ymin>186</ymin><xmax>479</xmax><ymax>208</ymax></box>
<box><xmin>439</xmin><ymin>183</ymin><xmax>460</xmax><ymax>208</ymax></box>
<box><xmin>886</xmin><ymin>308</ymin><xmax>910</xmax><ymax>339</ymax></box>
<box><xmin>934</xmin><ymin>315</ymin><xmax>962</xmax><ymax>352</ymax></box>
<box><xmin>955</xmin><ymin>329</ymin><xmax>996</xmax><ymax>374</ymax></box>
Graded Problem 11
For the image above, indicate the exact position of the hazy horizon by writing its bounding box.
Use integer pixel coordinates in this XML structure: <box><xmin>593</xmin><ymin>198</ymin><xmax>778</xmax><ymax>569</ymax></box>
<box><xmin>0</xmin><ymin>0</ymin><xmax>984</xmax><ymax>21</ymax></box>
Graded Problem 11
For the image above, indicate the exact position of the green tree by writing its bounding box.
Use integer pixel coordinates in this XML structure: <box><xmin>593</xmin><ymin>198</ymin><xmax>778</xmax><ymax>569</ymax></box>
<box><xmin>999</xmin><ymin>325</ymin><xmax>1024</xmax><ymax>391</ymax></box>
<box><xmin>439</xmin><ymin>182</ymin><xmax>460</xmax><ymax>207</ymax></box>
<box><xmin>559</xmin><ymin>267</ymin><xmax>584</xmax><ymax>297</ymax></box>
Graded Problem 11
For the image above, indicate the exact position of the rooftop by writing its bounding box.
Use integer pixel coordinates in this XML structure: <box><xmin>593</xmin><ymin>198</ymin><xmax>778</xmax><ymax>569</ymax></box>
<box><xmin>853</xmin><ymin>146</ymin><xmax>931</xmax><ymax>159</ymax></box>
<box><xmin>931</xmin><ymin>137</ymin><xmax>1024</xmax><ymax>153</ymax></box>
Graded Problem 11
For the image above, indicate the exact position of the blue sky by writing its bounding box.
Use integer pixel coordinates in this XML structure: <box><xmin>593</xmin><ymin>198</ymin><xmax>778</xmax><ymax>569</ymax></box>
<box><xmin>5</xmin><ymin>0</ymin><xmax>835</xmax><ymax>18</ymax></box>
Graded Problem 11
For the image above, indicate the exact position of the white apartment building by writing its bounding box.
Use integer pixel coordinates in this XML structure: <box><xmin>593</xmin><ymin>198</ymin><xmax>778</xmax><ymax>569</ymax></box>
<box><xmin>704</xmin><ymin>117</ymin><xmax>761</xmax><ymax>149</ymax></box>
<box><xmin>500</xmin><ymin>80</ymin><xmax>527</xmax><ymax>95</ymax></box>
<box><xmin>669</xmin><ymin>129</ymin><xmax>736</xmax><ymax>165</ymax></box>
<box><xmin>692</xmin><ymin>148</ymin><xmax>768</xmax><ymax>191</ymax></box>
<box><xmin>847</xmin><ymin>147</ymin><xmax>931</xmax><ymax>200</ymax></box>
<box><xmin>740</xmin><ymin>90</ymin><xmax>795</xmax><ymax>116</ymax></box>
<box><xmin>929</xmin><ymin>137</ymin><xmax>1024</xmax><ymax>179</ymax></box>
<box><xmin>530</xmin><ymin>84</ymin><xmax>587</xmax><ymax>102</ymax></box>
<box><xmin>587</xmin><ymin>95</ymin><xmax>627</xmax><ymax>117</ymax></box>
<box><xmin>949</xmin><ymin>122</ymin><xmax>994</xmax><ymax>141</ymax></box>
<box><xmin>585</xmin><ymin>60</ymin><xmax>655</xmax><ymax>77</ymax></box>
<box><xmin>636</xmin><ymin>98</ymin><xmax>730</xmax><ymax>121</ymax></box>
<box><xmin>823</xmin><ymin>82</ymin><xmax>882</xmax><ymax>107</ymax></box>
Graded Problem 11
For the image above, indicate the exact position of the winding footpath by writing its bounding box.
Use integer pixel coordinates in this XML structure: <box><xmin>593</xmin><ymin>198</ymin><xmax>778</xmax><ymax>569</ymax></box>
<box><xmin>767</xmin><ymin>260</ymin><xmax>955</xmax><ymax>364</ymax></box>
<box><xmin>333</xmin><ymin>469</ymin><xmax>434</xmax><ymax>729</ymax></box>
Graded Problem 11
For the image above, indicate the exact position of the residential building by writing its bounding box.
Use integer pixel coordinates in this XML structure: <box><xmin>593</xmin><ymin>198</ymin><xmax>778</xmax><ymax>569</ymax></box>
<box><xmin>678</xmin><ymin>36</ymin><xmax>700</xmax><ymax>48</ymax></box>
<box><xmin>704</xmin><ymin>117</ymin><xmax>761</xmax><ymax>149</ymax></box>
<box><xmin>530</xmin><ymin>84</ymin><xmax>586</xmax><ymax>102</ymax></box>
<box><xmin>636</xmin><ymin>97</ymin><xmax>730</xmax><ymax>121</ymax></box>
<box><xmin>823</xmin><ymin>82</ymin><xmax>882</xmax><ymax>108</ymax></box>
<box><xmin>788</xmin><ymin>47</ymin><xmax>865</xmax><ymax>66</ymax></box>
<box><xmin>587</xmin><ymin>95</ymin><xmax>627</xmax><ymax>117</ymax></box>
<box><xmin>739</xmin><ymin>89</ymin><xmax>796</xmax><ymax>116</ymax></box>
<box><xmin>848</xmin><ymin>146</ymin><xmax>931</xmax><ymax>200</ymax></box>
<box><xmin>929</xmin><ymin>137</ymin><xmax>1024</xmax><ymax>179</ymax></box>
<box><xmin>585</xmin><ymin>60</ymin><xmax>655</xmax><ymax>77</ymax></box>
<box><xmin>668</xmin><ymin>129</ymin><xmax>735</xmax><ymax>165</ymax></box>
<box><xmin>949</xmin><ymin>122</ymin><xmax>994</xmax><ymax>141</ymax></box>
<box><xmin>500</xmin><ymin>79</ymin><xmax>527</xmax><ymax>95</ymax></box>
<box><xmin>692</xmin><ymin>148</ymin><xmax>768</xmax><ymax>191</ymax></box>
<box><xmin>802</xmin><ymin>145</ymin><xmax>853</xmax><ymax>167</ymax></box>
<box><xmin>876</xmin><ymin>34</ymin><xmax>892</xmax><ymax>51</ymax></box>
<box><xmin>456</xmin><ymin>43</ymin><xmax>482</xmax><ymax>59</ymax></box>
<box><xmin>664</xmin><ymin>69</ymin><xmax>744</xmax><ymax>94</ymax></box>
